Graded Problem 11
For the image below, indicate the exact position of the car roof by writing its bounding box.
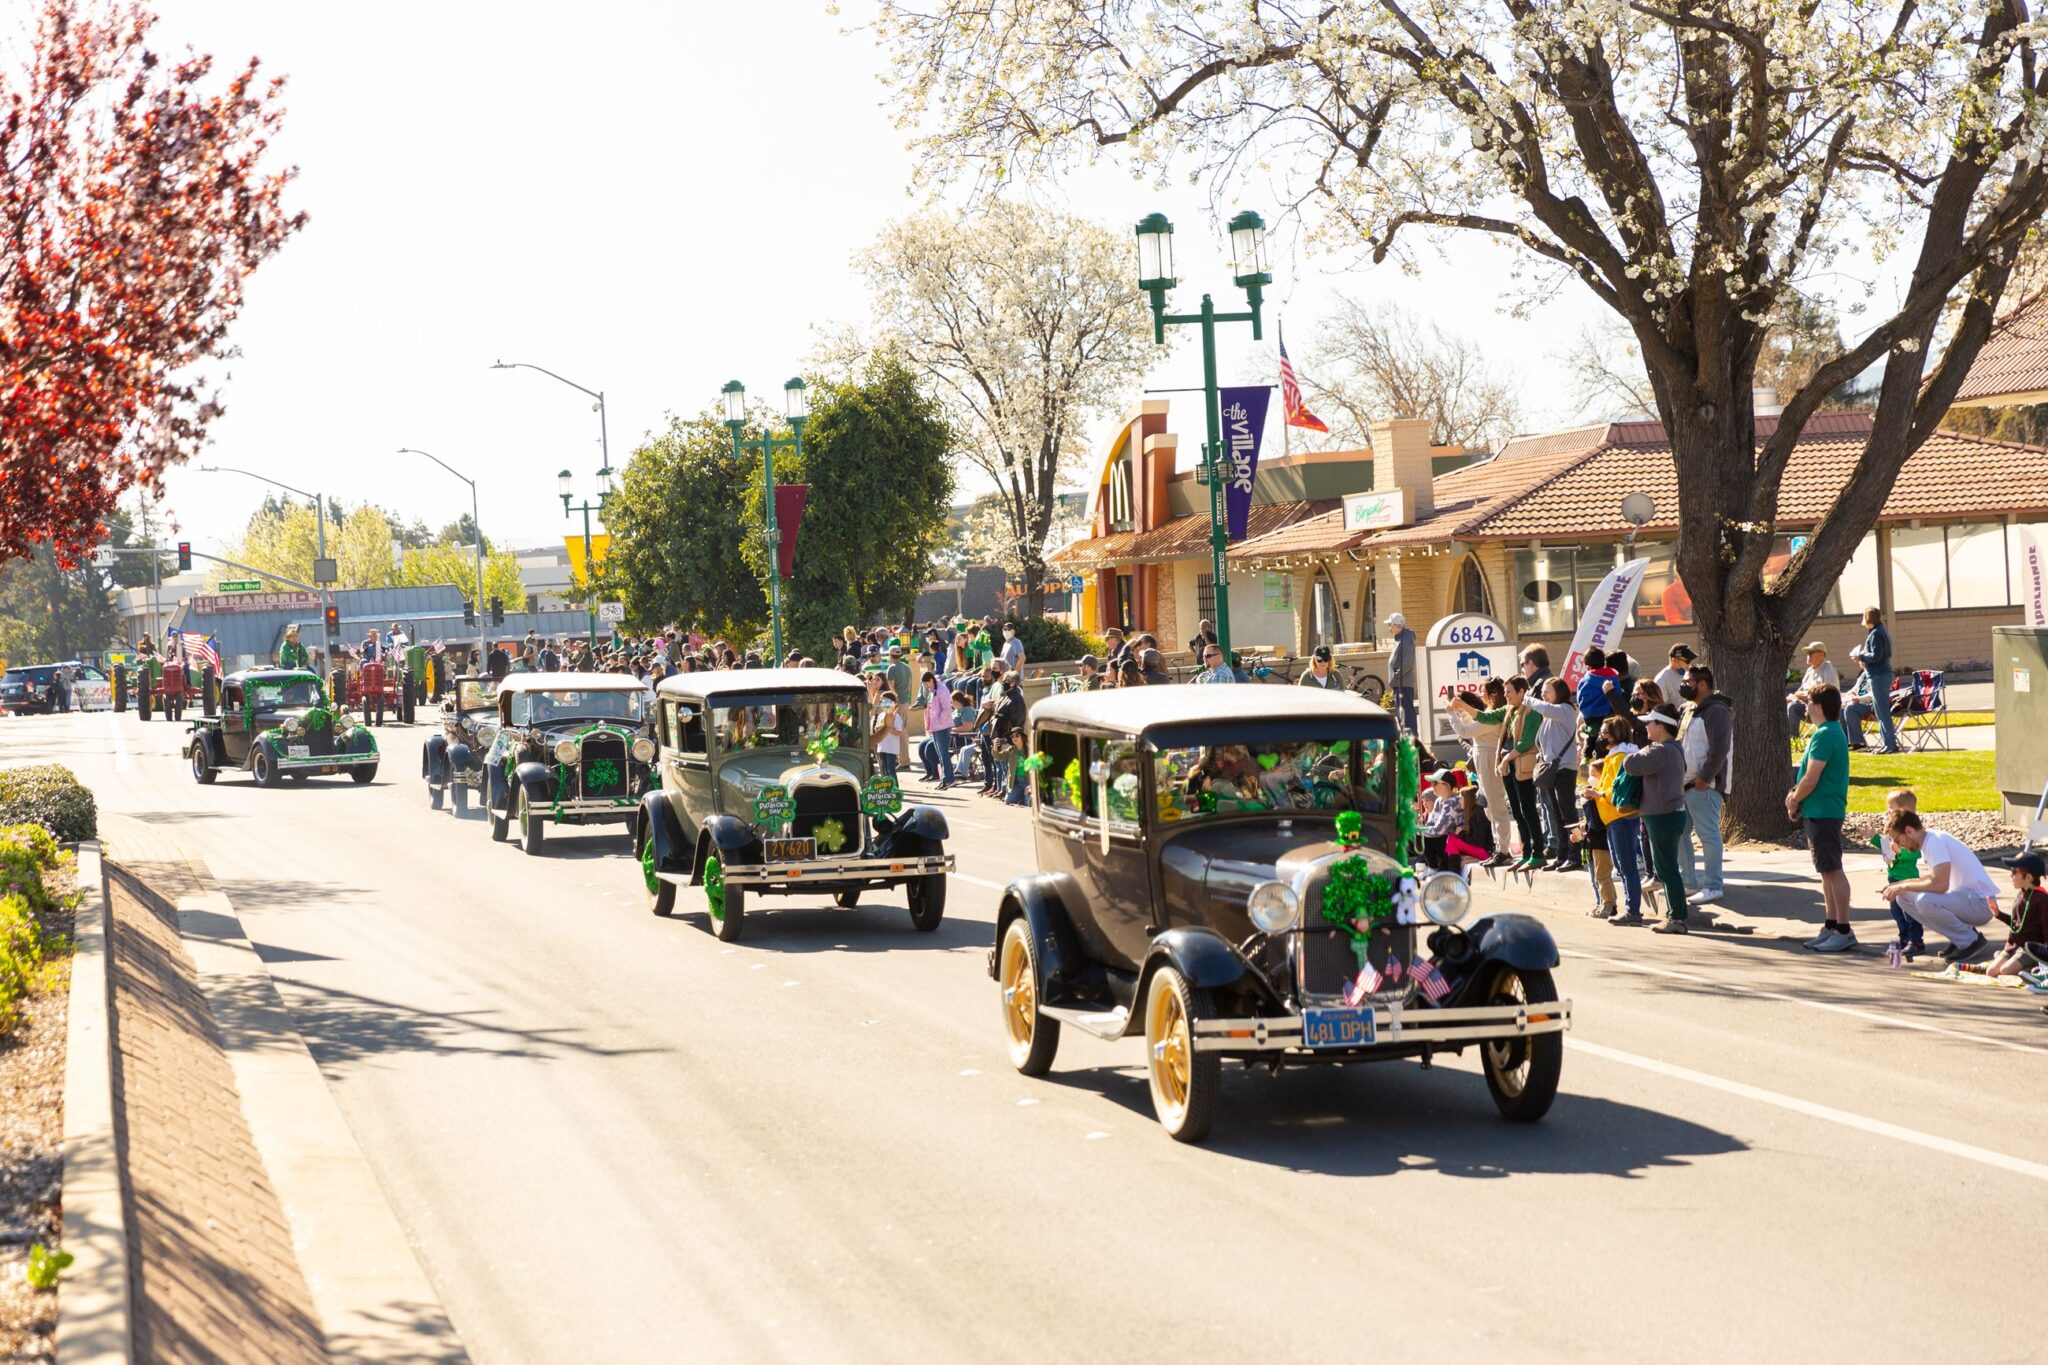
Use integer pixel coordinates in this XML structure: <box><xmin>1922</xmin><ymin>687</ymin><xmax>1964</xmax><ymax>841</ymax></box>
<box><xmin>656</xmin><ymin>667</ymin><xmax>866</xmax><ymax>701</ymax></box>
<box><xmin>495</xmin><ymin>671</ymin><xmax>648</xmax><ymax>693</ymax></box>
<box><xmin>225</xmin><ymin>668</ymin><xmax>323</xmax><ymax>684</ymax></box>
<box><xmin>1032</xmin><ymin>685</ymin><xmax>1389</xmax><ymax>735</ymax></box>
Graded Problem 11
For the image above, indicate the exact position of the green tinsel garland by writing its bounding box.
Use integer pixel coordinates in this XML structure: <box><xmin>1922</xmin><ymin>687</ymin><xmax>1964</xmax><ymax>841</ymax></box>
<box><xmin>805</xmin><ymin>725</ymin><xmax>838</xmax><ymax>765</ymax></box>
<box><xmin>1063</xmin><ymin>758</ymin><xmax>1084</xmax><ymax>809</ymax></box>
<box><xmin>1321</xmin><ymin>856</ymin><xmax>1398</xmax><ymax>944</ymax></box>
<box><xmin>703</xmin><ymin>854</ymin><xmax>725</xmax><ymax>919</ymax></box>
<box><xmin>1394</xmin><ymin>733</ymin><xmax>1421</xmax><ymax>857</ymax></box>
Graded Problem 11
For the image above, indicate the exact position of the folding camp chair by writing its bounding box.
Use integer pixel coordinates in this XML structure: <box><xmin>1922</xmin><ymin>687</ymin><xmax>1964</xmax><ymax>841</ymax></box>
<box><xmin>1896</xmin><ymin>669</ymin><xmax>1950</xmax><ymax>752</ymax></box>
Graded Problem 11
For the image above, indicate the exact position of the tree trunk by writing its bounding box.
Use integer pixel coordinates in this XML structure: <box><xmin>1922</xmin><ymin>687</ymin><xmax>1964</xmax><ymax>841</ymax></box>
<box><xmin>1702</xmin><ymin>635</ymin><xmax>1799</xmax><ymax>842</ymax></box>
<box><xmin>1023</xmin><ymin>561</ymin><xmax>1045</xmax><ymax>619</ymax></box>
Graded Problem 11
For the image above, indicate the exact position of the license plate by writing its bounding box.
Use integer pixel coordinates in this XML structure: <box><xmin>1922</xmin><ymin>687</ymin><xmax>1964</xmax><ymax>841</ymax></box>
<box><xmin>288</xmin><ymin>745</ymin><xmax>310</xmax><ymax>758</ymax></box>
<box><xmin>1302</xmin><ymin>1006</ymin><xmax>1376</xmax><ymax>1049</ymax></box>
<box><xmin>764</xmin><ymin>837</ymin><xmax>815</xmax><ymax>862</ymax></box>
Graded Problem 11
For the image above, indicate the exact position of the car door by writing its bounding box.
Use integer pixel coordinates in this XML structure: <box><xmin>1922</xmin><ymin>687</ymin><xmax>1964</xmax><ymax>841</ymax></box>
<box><xmin>661</xmin><ymin>696</ymin><xmax>713</xmax><ymax>840</ymax></box>
<box><xmin>1076</xmin><ymin>733</ymin><xmax>1154</xmax><ymax>970</ymax></box>
<box><xmin>220</xmin><ymin>682</ymin><xmax>247</xmax><ymax>762</ymax></box>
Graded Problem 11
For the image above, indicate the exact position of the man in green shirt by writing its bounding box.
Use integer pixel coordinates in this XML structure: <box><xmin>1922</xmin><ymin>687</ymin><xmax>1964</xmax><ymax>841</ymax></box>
<box><xmin>277</xmin><ymin>624</ymin><xmax>310</xmax><ymax>671</ymax></box>
<box><xmin>1786</xmin><ymin>683</ymin><xmax>1855</xmax><ymax>951</ymax></box>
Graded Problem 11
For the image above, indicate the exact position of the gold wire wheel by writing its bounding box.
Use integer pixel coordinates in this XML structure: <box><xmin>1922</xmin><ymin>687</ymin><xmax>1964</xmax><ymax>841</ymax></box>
<box><xmin>1001</xmin><ymin>929</ymin><xmax>1036</xmax><ymax>1056</ymax></box>
<box><xmin>1146</xmin><ymin>976</ymin><xmax>1192</xmax><ymax>1120</ymax></box>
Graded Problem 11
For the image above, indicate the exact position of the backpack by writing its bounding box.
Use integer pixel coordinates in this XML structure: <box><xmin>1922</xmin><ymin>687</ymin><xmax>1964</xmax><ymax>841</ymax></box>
<box><xmin>1609</xmin><ymin>761</ymin><xmax>1642</xmax><ymax>817</ymax></box>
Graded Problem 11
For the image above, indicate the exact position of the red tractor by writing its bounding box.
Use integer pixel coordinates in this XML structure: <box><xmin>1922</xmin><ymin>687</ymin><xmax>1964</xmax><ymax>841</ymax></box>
<box><xmin>132</xmin><ymin>659</ymin><xmax>209</xmax><ymax>722</ymax></box>
<box><xmin>343</xmin><ymin>660</ymin><xmax>414</xmax><ymax>725</ymax></box>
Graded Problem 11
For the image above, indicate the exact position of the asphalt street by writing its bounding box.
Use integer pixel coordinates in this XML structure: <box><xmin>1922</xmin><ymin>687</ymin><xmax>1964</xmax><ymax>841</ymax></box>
<box><xmin>8</xmin><ymin>709</ymin><xmax>2045</xmax><ymax>1364</ymax></box>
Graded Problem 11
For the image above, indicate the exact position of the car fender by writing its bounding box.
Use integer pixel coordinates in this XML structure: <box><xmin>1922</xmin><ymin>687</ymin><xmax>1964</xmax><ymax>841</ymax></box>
<box><xmin>188</xmin><ymin>728</ymin><xmax>222</xmax><ymax>767</ymax></box>
<box><xmin>1440</xmin><ymin>913</ymin><xmax>1560</xmax><ymax>1006</ymax></box>
<box><xmin>883</xmin><ymin>805</ymin><xmax>949</xmax><ymax>843</ymax></box>
<box><xmin>447</xmin><ymin>740</ymin><xmax>477</xmax><ymax>772</ymax></box>
<box><xmin>513</xmin><ymin>760</ymin><xmax>554</xmax><ymax>800</ymax></box>
<box><xmin>634</xmin><ymin>792</ymin><xmax>687</xmax><ymax>873</ymax></box>
<box><xmin>1133</xmin><ymin>927</ymin><xmax>1286</xmax><ymax>1029</ymax></box>
<box><xmin>487</xmin><ymin>757</ymin><xmax>512</xmax><ymax>811</ymax></box>
<box><xmin>692</xmin><ymin>814</ymin><xmax>760</xmax><ymax>883</ymax></box>
<box><xmin>423</xmin><ymin>733</ymin><xmax>449</xmax><ymax>780</ymax></box>
<box><xmin>991</xmin><ymin>872</ymin><xmax>1089</xmax><ymax>1000</ymax></box>
<box><xmin>872</xmin><ymin>804</ymin><xmax>948</xmax><ymax>859</ymax></box>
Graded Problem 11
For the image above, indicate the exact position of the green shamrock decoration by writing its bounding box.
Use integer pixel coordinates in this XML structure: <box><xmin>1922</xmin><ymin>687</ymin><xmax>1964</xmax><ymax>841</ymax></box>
<box><xmin>1321</xmin><ymin>855</ymin><xmax>1398</xmax><ymax>965</ymax></box>
<box><xmin>703</xmin><ymin>854</ymin><xmax>725</xmax><ymax>920</ymax></box>
<box><xmin>815</xmin><ymin>817</ymin><xmax>847</xmax><ymax>854</ymax></box>
<box><xmin>805</xmin><ymin>725</ymin><xmax>839</xmax><ymax>765</ymax></box>
<box><xmin>1257</xmin><ymin>753</ymin><xmax>1280</xmax><ymax>771</ymax></box>
<box><xmin>587</xmin><ymin>759</ymin><xmax>621</xmax><ymax>790</ymax></box>
<box><xmin>1016</xmin><ymin>753</ymin><xmax>1048</xmax><ymax>774</ymax></box>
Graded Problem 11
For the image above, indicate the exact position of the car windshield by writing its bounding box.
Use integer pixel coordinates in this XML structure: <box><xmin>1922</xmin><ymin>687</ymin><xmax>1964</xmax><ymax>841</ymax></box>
<box><xmin>511</xmin><ymin>688</ymin><xmax>647</xmax><ymax>725</ymax></box>
<box><xmin>250</xmin><ymin>678</ymin><xmax>325</xmax><ymax>711</ymax></box>
<box><xmin>457</xmin><ymin>680</ymin><xmax>500</xmax><ymax>714</ymax></box>
<box><xmin>2</xmin><ymin>668</ymin><xmax>49</xmax><ymax>684</ymax></box>
<box><xmin>711</xmin><ymin>694</ymin><xmax>866</xmax><ymax>754</ymax></box>
<box><xmin>1153</xmin><ymin>736</ymin><xmax>1389</xmax><ymax>822</ymax></box>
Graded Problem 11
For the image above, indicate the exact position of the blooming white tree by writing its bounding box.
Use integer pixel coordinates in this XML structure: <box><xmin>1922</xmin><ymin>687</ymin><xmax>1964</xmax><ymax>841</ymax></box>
<box><xmin>876</xmin><ymin>0</ymin><xmax>2048</xmax><ymax>833</ymax></box>
<box><xmin>855</xmin><ymin>204</ymin><xmax>1157</xmax><ymax>615</ymax></box>
<box><xmin>1298</xmin><ymin>298</ymin><xmax>1522</xmax><ymax>452</ymax></box>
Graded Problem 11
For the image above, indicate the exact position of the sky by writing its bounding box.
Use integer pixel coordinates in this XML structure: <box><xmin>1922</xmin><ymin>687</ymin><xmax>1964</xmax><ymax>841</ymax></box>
<box><xmin>137</xmin><ymin>0</ymin><xmax>1627</xmax><ymax>559</ymax></box>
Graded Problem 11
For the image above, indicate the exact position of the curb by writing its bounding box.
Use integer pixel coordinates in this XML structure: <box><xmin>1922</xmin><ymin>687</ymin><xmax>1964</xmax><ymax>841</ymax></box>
<box><xmin>55</xmin><ymin>841</ymin><xmax>131</xmax><ymax>1365</ymax></box>
<box><xmin>164</xmin><ymin>859</ymin><xmax>467</xmax><ymax>1362</ymax></box>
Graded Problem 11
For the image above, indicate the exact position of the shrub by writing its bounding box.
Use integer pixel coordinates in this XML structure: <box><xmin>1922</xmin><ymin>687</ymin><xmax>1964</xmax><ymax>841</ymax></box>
<box><xmin>1008</xmin><ymin>616</ymin><xmax>1105</xmax><ymax>665</ymax></box>
<box><xmin>0</xmin><ymin>765</ymin><xmax>96</xmax><ymax>843</ymax></box>
<box><xmin>0</xmin><ymin>822</ymin><xmax>65</xmax><ymax>1036</ymax></box>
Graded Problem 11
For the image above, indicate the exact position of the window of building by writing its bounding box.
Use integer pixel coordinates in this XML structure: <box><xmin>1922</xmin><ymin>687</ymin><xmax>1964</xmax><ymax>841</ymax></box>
<box><xmin>1358</xmin><ymin>570</ymin><xmax>1377</xmax><ymax>643</ymax></box>
<box><xmin>1947</xmin><ymin>522</ymin><xmax>2011</xmax><ymax>609</ymax></box>
<box><xmin>1450</xmin><ymin>554</ymin><xmax>1494</xmax><ymax>617</ymax></box>
<box><xmin>1263</xmin><ymin>572</ymin><xmax>1293</xmax><ymax>612</ymax></box>
<box><xmin>1889</xmin><ymin>525</ymin><xmax>1947</xmax><ymax>612</ymax></box>
<box><xmin>1196</xmin><ymin>572</ymin><xmax>1216</xmax><ymax>621</ymax></box>
<box><xmin>1311</xmin><ymin>571</ymin><xmax>1342</xmax><ymax>648</ymax></box>
<box><xmin>1512</xmin><ymin>548</ymin><xmax>1581</xmax><ymax>634</ymax></box>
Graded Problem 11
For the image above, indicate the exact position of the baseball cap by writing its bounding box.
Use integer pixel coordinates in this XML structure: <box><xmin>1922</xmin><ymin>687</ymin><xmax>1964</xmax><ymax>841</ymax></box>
<box><xmin>1669</xmin><ymin>644</ymin><xmax>1696</xmax><ymax>661</ymax></box>
<box><xmin>1079</xmin><ymin>654</ymin><xmax>1101</xmax><ymax>670</ymax></box>
<box><xmin>1311</xmin><ymin>645</ymin><xmax>1332</xmax><ymax>662</ymax></box>
<box><xmin>2008</xmin><ymin>852</ymin><xmax>2048</xmax><ymax>878</ymax></box>
<box><xmin>888</xmin><ymin>644</ymin><xmax>903</xmax><ymax>655</ymax></box>
<box><xmin>1804</xmin><ymin>640</ymin><xmax>1828</xmax><ymax>653</ymax></box>
<box><xmin>1387</xmin><ymin>613</ymin><xmax>1406</xmax><ymax>627</ymax></box>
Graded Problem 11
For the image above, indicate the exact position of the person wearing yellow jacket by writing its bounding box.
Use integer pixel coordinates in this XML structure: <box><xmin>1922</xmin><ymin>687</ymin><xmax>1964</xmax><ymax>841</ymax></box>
<box><xmin>1583</xmin><ymin>715</ymin><xmax>1646</xmax><ymax>923</ymax></box>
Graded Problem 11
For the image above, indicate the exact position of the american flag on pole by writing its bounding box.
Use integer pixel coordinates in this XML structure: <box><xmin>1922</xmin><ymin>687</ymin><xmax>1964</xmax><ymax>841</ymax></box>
<box><xmin>1411</xmin><ymin>956</ymin><xmax>1450</xmax><ymax>1003</ymax></box>
<box><xmin>1277</xmin><ymin>323</ymin><xmax>1329</xmax><ymax>433</ymax></box>
<box><xmin>1383</xmin><ymin>953</ymin><xmax>1405</xmax><ymax>986</ymax></box>
<box><xmin>190</xmin><ymin>634</ymin><xmax>222</xmax><ymax>674</ymax></box>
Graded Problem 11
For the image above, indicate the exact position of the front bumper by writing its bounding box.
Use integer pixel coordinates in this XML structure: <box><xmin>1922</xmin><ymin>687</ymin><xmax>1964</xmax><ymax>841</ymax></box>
<box><xmin>718</xmin><ymin>853</ymin><xmax>955</xmax><ymax>888</ymax></box>
<box><xmin>546</xmin><ymin>798</ymin><xmax>637</xmax><ymax>822</ymax></box>
<box><xmin>273</xmin><ymin>750</ymin><xmax>378</xmax><ymax>769</ymax></box>
<box><xmin>1190</xmin><ymin>999</ymin><xmax>1572</xmax><ymax>1054</ymax></box>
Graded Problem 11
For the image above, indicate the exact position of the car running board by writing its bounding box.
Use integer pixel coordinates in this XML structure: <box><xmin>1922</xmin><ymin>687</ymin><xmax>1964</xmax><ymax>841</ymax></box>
<box><xmin>1037</xmin><ymin>1002</ymin><xmax>1130</xmax><ymax>1041</ymax></box>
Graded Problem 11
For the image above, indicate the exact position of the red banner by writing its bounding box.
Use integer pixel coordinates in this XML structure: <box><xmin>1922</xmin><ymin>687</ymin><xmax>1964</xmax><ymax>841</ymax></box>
<box><xmin>775</xmin><ymin>485</ymin><xmax>808</xmax><ymax>579</ymax></box>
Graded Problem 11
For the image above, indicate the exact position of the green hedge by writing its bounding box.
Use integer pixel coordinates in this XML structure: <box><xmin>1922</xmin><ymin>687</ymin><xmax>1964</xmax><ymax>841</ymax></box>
<box><xmin>1009</xmin><ymin>616</ymin><xmax>1105</xmax><ymax>665</ymax></box>
<box><xmin>0</xmin><ymin>823</ymin><xmax>67</xmax><ymax>1036</ymax></box>
<box><xmin>0</xmin><ymin>765</ymin><xmax>97</xmax><ymax>843</ymax></box>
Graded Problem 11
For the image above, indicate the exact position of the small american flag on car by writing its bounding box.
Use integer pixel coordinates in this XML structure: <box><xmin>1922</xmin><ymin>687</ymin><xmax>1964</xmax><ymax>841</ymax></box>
<box><xmin>1411</xmin><ymin>956</ymin><xmax>1450</xmax><ymax>1003</ymax></box>
<box><xmin>1383</xmin><ymin>954</ymin><xmax>1405</xmax><ymax>986</ymax></box>
<box><xmin>1343</xmin><ymin>962</ymin><xmax>1382</xmax><ymax>1006</ymax></box>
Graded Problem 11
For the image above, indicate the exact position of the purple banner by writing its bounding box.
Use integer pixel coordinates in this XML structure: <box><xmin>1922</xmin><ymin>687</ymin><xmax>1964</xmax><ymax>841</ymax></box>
<box><xmin>1219</xmin><ymin>385</ymin><xmax>1273</xmax><ymax>541</ymax></box>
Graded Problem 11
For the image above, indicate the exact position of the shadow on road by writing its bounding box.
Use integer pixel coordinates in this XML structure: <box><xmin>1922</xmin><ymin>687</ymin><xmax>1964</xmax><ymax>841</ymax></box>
<box><xmin>664</xmin><ymin>900</ymin><xmax>990</xmax><ymax>953</ymax></box>
<box><xmin>1042</xmin><ymin>1059</ymin><xmax>1746</xmax><ymax>1179</ymax></box>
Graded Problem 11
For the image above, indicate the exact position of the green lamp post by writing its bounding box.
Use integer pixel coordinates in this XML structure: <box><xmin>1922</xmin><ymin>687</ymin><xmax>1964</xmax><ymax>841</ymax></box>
<box><xmin>1136</xmin><ymin>210</ymin><xmax>1271</xmax><ymax>661</ymax></box>
<box><xmin>723</xmin><ymin>377</ymin><xmax>808</xmax><ymax>663</ymax></box>
<box><xmin>560</xmin><ymin>465</ymin><xmax>614</xmax><ymax>646</ymax></box>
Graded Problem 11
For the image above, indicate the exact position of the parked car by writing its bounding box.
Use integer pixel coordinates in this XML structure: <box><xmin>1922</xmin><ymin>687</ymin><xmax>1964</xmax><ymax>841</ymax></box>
<box><xmin>482</xmin><ymin>672</ymin><xmax>656</xmax><ymax>854</ymax></box>
<box><xmin>1</xmin><ymin>661</ymin><xmax>112</xmax><ymax>714</ymax></box>
<box><xmin>635</xmin><ymin>668</ymin><xmax>955</xmax><ymax>941</ymax></box>
<box><xmin>186</xmin><ymin>669</ymin><xmax>379</xmax><ymax>785</ymax></box>
<box><xmin>991</xmin><ymin>687</ymin><xmax>1572</xmax><ymax>1143</ymax></box>
<box><xmin>422</xmin><ymin>674</ymin><xmax>501</xmax><ymax>813</ymax></box>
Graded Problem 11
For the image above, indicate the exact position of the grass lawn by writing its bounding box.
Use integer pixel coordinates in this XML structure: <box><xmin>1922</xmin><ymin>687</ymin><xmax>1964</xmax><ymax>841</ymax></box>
<box><xmin>1843</xmin><ymin>749</ymin><xmax>1997</xmax><ymax>812</ymax></box>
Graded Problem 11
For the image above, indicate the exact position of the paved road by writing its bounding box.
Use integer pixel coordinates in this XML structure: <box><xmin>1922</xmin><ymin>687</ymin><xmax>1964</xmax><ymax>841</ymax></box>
<box><xmin>7</xmin><ymin>710</ymin><xmax>2045</xmax><ymax>1363</ymax></box>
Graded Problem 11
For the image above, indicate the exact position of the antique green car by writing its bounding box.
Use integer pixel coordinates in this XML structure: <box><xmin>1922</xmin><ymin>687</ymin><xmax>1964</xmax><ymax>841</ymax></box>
<box><xmin>634</xmin><ymin>668</ymin><xmax>955</xmax><ymax>941</ymax></box>
<box><xmin>186</xmin><ymin>669</ymin><xmax>379</xmax><ymax>786</ymax></box>
<box><xmin>482</xmin><ymin>672</ymin><xmax>657</xmax><ymax>854</ymax></box>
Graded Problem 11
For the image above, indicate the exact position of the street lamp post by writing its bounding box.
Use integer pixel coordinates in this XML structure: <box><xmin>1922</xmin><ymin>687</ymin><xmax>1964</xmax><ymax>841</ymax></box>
<box><xmin>196</xmin><ymin>464</ymin><xmax>334</xmax><ymax>659</ymax></box>
<box><xmin>491</xmin><ymin>360</ymin><xmax>610</xmax><ymax>472</ymax></box>
<box><xmin>721</xmin><ymin>378</ymin><xmax>807</xmax><ymax>664</ymax></box>
<box><xmin>398</xmin><ymin>448</ymin><xmax>487</xmax><ymax>678</ymax></box>
<box><xmin>560</xmin><ymin>467</ymin><xmax>614</xmax><ymax>648</ymax></box>
<box><xmin>1134</xmin><ymin>210</ymin><xmax>1271</xmax><ymax>661</ymax></box>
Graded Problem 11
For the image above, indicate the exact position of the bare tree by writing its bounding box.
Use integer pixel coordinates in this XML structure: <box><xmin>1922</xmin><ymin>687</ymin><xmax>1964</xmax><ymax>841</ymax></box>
<box><xmin>853</xmin><ymin>204</ymin><xmax>1156</xmax><ymax>616</ymax></box>
<box><xmin>1294</xmin><ymin>298</ymin><xmax>1521</xmax><ymax>453</ymax></box>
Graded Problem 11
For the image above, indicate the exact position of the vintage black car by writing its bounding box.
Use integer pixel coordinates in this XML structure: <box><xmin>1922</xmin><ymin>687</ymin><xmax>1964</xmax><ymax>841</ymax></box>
<box><xmin>421</xmin><ymin>674</ymin><xmax>500</xmax><ymax>813</ymax></box>
<box><xmin>992</xmin><ymin>688</ymin><xmax>1571</xmax><ymax>1142</ymax></box>
<box><xmin>186</xmin><ymin>669</ymin><xmax>379</xmax><ymax>786</ymax></box>
<box><xmin>482</xmin><ymin>672</ymin><xmax>656</xmax><ymax>854</ymax></box>
<box><xmin>635</xmin><ymin>668</ymin><xmax>955</xmax><ymax>941</ymax></box>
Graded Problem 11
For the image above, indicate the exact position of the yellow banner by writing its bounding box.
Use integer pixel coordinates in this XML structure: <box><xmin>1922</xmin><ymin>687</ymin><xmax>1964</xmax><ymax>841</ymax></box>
<box><xmin>564</xmin><ymin>533</ymin><xmax>611</xmax><ymax>587</ymax></box>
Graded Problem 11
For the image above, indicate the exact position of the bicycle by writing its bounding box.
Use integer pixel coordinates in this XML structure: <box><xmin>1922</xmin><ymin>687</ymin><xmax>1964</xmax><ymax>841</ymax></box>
<box><xmin>1342</xmin><ymin>664</ymin><xmax>1388</xmax><ymax>703</ymax></box>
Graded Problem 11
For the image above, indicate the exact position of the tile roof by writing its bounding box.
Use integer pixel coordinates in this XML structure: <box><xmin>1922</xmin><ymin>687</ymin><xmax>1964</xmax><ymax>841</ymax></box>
<box><xmin>1227</xmin><ymin>409</ymin><xmax>2048</xmax><ymax>561</ymax></box>
<box><xmin>1049</xmin><ymin>500</ymin><xmax>1330</xmax><ymax>570</ymax></box>
<box><xmin>1955</xmin><ymin>299</ymin><xmax>2048</xmax><ymax>403</ymax></box>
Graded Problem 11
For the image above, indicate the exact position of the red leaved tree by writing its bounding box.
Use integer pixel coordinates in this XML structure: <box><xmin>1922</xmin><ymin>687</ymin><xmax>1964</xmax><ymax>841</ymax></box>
<box><xmin>0</xmin><ymin>0</ymin><xmax>303</xmax><ymax>565</ymax></box>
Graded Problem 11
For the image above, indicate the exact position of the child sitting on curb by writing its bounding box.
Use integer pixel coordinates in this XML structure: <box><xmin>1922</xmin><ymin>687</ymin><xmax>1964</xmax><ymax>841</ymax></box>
<box><xmin>1966</xmin><ymin>851</ymin><xmax>2048</xmax><ymax>980</ymax></box>
<box><xmin>1877</xmin><ymin>788</ymin><xmax>1927</xmax><ymax>963</ymax></box>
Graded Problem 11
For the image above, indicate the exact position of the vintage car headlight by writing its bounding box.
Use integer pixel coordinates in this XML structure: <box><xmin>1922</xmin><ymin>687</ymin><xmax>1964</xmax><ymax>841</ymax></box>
<box><xmin>631</xmin><ymin>736</ymin><xmax>656</xmax><ymax>762</ymax></box>
<box><xmin>1246</xmin><ymin>880</ymin><xmax>1300</xmax><ymax>935</ymax></box>
<box><xmin>553</xmin><ymin>738</ymin><xmax>578</xmax><ymax>764</ymax></box>
<box><xmin>1420</xmin><ymin>872</ymin><xmax>1472</xmax><ymax>927</ymax></box>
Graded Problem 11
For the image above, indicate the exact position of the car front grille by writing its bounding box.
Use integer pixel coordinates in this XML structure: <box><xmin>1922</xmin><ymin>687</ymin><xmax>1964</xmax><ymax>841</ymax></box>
<box><xmin>579</xmin><ymin>736</ymin><xmax>629</xmax><ymax>799</ymax></box>
<box><xmin>1294</xmin><ymin>872</ymin><xmax>1417</xmax><ymax>1006</ymax></box>
<box><xmin>790</xmin><ymin>782</ymin><xmax>862</xmax><ymax>855</ymax></box>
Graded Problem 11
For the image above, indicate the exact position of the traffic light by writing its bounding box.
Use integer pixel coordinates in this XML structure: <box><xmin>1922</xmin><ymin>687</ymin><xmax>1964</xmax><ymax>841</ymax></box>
<box><xmin>176</xmin><ymin>541</ymin><xmax>191</xmax><ymax>572</ymax></box>
<box><xmin>489</xmin><ymin>596</ymin><xmax>504</xmax><ymax>625</ymax></box>
<box><xmin>463</xmin><ymin>599</ymin><xmax>476</xmax><ymax>626</ymax></box>
<box><xmin>323</xmin><ymin>604</ymin><xmax>339</xmax><ymax>636</ymax></box>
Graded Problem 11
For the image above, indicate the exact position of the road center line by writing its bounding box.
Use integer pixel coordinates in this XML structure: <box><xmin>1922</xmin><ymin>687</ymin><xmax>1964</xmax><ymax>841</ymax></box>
<box><xmin>1561</xmin><ymin>946</ymin><xmax>2048</xmax><ymax>1059</ymax></box>
<box><xmin>1567</xmin><ymin>1038</ymin><xmax>2048</xmax><ymax>1183</ymax></box>
<box><xmin>954</xmin><ymin>872</ymin><xmax>1008</xmax><ymax>892</ymax></box>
